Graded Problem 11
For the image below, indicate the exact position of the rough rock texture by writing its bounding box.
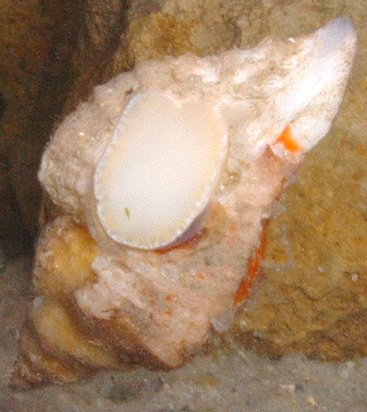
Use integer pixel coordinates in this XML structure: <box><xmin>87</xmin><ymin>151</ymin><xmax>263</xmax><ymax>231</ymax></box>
<box><xmin>0</xmin><ymin>0</ymin><xmax>83</xmax><ymax>236</ymax></box>
<box><xmin>228</xmin><ymin>1</ymin><xmax>367</xmax><ymax>361</ymax></box>
<box><xmin>231</xmin><ymin>127</ymin><xmax>367</xmax><ymax>360</ymax></box>
<box><xmin>1</xmin><ymin>0</ymin><xmax>366</xmax><ymax>383</ymax></box>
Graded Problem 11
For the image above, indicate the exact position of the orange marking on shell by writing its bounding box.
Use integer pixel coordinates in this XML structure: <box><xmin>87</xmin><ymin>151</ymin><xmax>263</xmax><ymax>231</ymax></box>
<box><xmin>165</xmin><ymin>294</ymin><xmax>174</xmax><ymax>302</ymax></box>
<box><xmin>196</xmin><ymin>272</ymin><xmax>207</xmax><ymax>281</ymax></box>
<box><xmin>276</xmin><ymin>125</ymin><xmax>302</xmax><ymax>153</ymax></box>
<box><xmin>234</xmin><ymin>220</ymin><xmax>269</xmax><ymax>305</ymax></box>
<box><xmin>154</xmin><ymin>231</ymin><xmax>202</xmax><ymax>255</ymax></box>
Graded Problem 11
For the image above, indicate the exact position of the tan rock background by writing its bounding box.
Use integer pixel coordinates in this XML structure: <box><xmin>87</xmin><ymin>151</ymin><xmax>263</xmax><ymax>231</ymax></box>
<box><xmin>0</xmin><ymin>0</ymin><xmax>366</xmax><ymax>365</ymax></box>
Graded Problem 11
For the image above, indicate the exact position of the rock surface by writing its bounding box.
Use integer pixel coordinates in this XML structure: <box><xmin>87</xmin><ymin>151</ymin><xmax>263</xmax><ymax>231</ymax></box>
<box><xmin>231</xmin><ymin>127</ymin><xmax>367</xmax><ymax>360</ymax></box>
<box><xmin>0</xmin><ymin>0</ymin><xmax>83</xmax><ymax>235</ymax></box>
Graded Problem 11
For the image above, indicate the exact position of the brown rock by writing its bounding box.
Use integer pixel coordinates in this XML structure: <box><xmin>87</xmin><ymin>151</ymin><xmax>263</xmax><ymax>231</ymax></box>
<box><xmin>0</xmin><ymin>0</ymin><xmax>83</xmax><ymax>236</ymax></box>
<box><xmin>232</xmin><ymin>129</ymin><xmax>367</xmax><ymax>360</ymax></box>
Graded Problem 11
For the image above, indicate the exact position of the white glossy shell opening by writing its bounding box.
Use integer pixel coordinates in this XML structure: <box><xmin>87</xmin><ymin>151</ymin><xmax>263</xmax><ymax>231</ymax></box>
<box><xmin>94</xmin><ymin>90</ymin><xmax>228</xmax><ymax>249</ymax></box>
